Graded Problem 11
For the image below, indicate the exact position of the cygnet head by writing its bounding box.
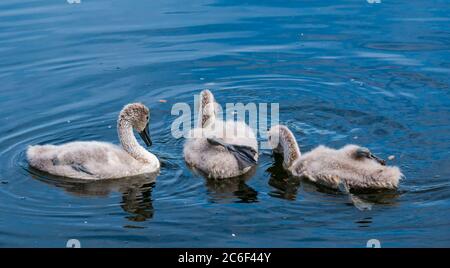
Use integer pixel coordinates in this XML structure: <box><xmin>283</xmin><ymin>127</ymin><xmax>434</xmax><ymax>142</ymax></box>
<box><xmin>343</xmin><ymin>144</ymin><xmax>386</xmax><ymax>166</ymax></box>
<box><xmin>268</xmin><ymin>125</ymin><xmax>297</xmax><ymax>153</ymax></box>
<box><xmin>268</xmin><ymin>125</ymin><xmax>301</xmax><ymax>169</ymax></box>
<box><xmin>268</xmin><ymin>125</ymin><xmax>282</xmax><ymax>152</ymax></box>
<box><xmin>119</xmin><ymin>103</ymin><xmax>152</xmax><ymax>146</ymax></box>
<box><xmin>198</xmin><ymin>89</ymin><xmax>217</xmax><ymax>128</ymax></box>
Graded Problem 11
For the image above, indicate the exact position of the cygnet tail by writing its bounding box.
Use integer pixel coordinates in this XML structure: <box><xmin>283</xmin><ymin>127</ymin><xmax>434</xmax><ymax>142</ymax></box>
<box><xmin>198</xmin><ymin>89</ymin><xmax>216</xmax><ymax>128</ymax></box>
<box><xmin>207</xmin><ymin>137</ymin><xmax>257</xmax><ymax>170</ymax></box>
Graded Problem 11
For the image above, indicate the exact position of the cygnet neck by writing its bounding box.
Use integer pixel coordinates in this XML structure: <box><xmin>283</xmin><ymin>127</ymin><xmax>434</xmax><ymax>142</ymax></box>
<box><xmin>118</xmin><ymin>119</ymin><xmax>152</xmax><ymax>163</ymax></box>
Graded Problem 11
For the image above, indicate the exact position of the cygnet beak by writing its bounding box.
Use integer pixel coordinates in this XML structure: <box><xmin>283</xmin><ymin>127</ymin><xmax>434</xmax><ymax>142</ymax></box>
<box><xmin>370</xmin><ymin>153</ymin><xmax>386</xmax><ymax>166</ymax></box>
<box><xmin>139</xmin><ymin>123</ymin><xmax>152</xmax><ymax>147</ymax></box>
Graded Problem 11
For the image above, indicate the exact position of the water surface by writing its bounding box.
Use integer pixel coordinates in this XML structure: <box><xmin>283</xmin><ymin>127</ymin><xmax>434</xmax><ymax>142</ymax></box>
<box><xmin>0</xmin><ymin>0</ymin><xmax>449</xmax><ymax>247</ymax></box>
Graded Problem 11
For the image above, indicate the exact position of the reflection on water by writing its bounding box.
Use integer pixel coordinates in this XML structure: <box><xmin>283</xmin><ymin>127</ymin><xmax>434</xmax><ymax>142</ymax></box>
<box><xmin>356</xmin><ymin>217</ymin><xmax>373</xmax><ymax>228</ymax></box>
<box><xmin>121</xmin><ymin>182</ymin><xmax>154</xmax><ymax>222</ymax></box>
<box><xmin>188</xmin><ymin>163</ymin><xmax>259</xmax><ymax>203</ymax></box>
<box><xmin>267</xmin><ymin>153</ymin><xmax>301</xmax><ymax>201</ymax></box>
<box><xmin>205</xmin><ymin>168</ymin><xmax>258</xmax><ymax>203</ymax></box>
<box><xmin>29</xmin><ymin>167</ymin><xmax>157</xmax><ymax>222</ymax></box>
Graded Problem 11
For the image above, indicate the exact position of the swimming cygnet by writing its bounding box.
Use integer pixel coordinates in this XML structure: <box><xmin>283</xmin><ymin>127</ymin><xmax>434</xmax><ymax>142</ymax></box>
<box><xmin>183</xmin><ymin>90</ymin><xmax>258</xmax><ymax>179</ymax></box>
<box><xmin>27</xmin><ymin>103</ymin><xmax>160</xmax><ymax>180</ymax></box>
<box><xmin>268</xmin><ymin>125</ymin><xmax>402</xmax><ymax>191</ymax></box>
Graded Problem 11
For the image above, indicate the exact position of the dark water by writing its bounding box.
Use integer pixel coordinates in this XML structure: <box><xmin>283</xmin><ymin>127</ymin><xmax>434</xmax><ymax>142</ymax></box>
<box><xmin>0</xmin><ymin>0</ymin><xmax>449</xmax><ymax>247</ymax></box>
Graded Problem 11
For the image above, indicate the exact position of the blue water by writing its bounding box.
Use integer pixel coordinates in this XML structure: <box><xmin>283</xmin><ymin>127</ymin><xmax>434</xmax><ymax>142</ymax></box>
<box><xmin>0</xmin><ymin>0</ymin><xmax>449</xmax><ymax>247</ymax></box>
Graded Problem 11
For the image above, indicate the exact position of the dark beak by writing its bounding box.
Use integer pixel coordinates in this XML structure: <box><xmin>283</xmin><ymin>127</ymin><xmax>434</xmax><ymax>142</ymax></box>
<box><xmin>139</xmin><ymin>123</ymin><xmax>152</xmax><ymax>147</ymax></box>
<box><xmin>370</xmin><ymin>153</ymin><xmax>386</xmax><ymax>166</ymax></box>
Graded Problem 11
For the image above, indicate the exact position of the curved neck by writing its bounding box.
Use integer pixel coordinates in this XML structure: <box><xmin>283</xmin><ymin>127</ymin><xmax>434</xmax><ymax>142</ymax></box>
<box><xmin>278</xmin><ymin>127</ymin><xmax>301</xmax><ymax>169</ymax></box>
<box><xmin>198</xmin><ymin>90</ymin><xmax>216</xmax><ymax>128</ymax></box>
<box><xmin>118</xmin><ymin>119</ymin><xmax>152</xmax><ymax>163</ymax></box>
